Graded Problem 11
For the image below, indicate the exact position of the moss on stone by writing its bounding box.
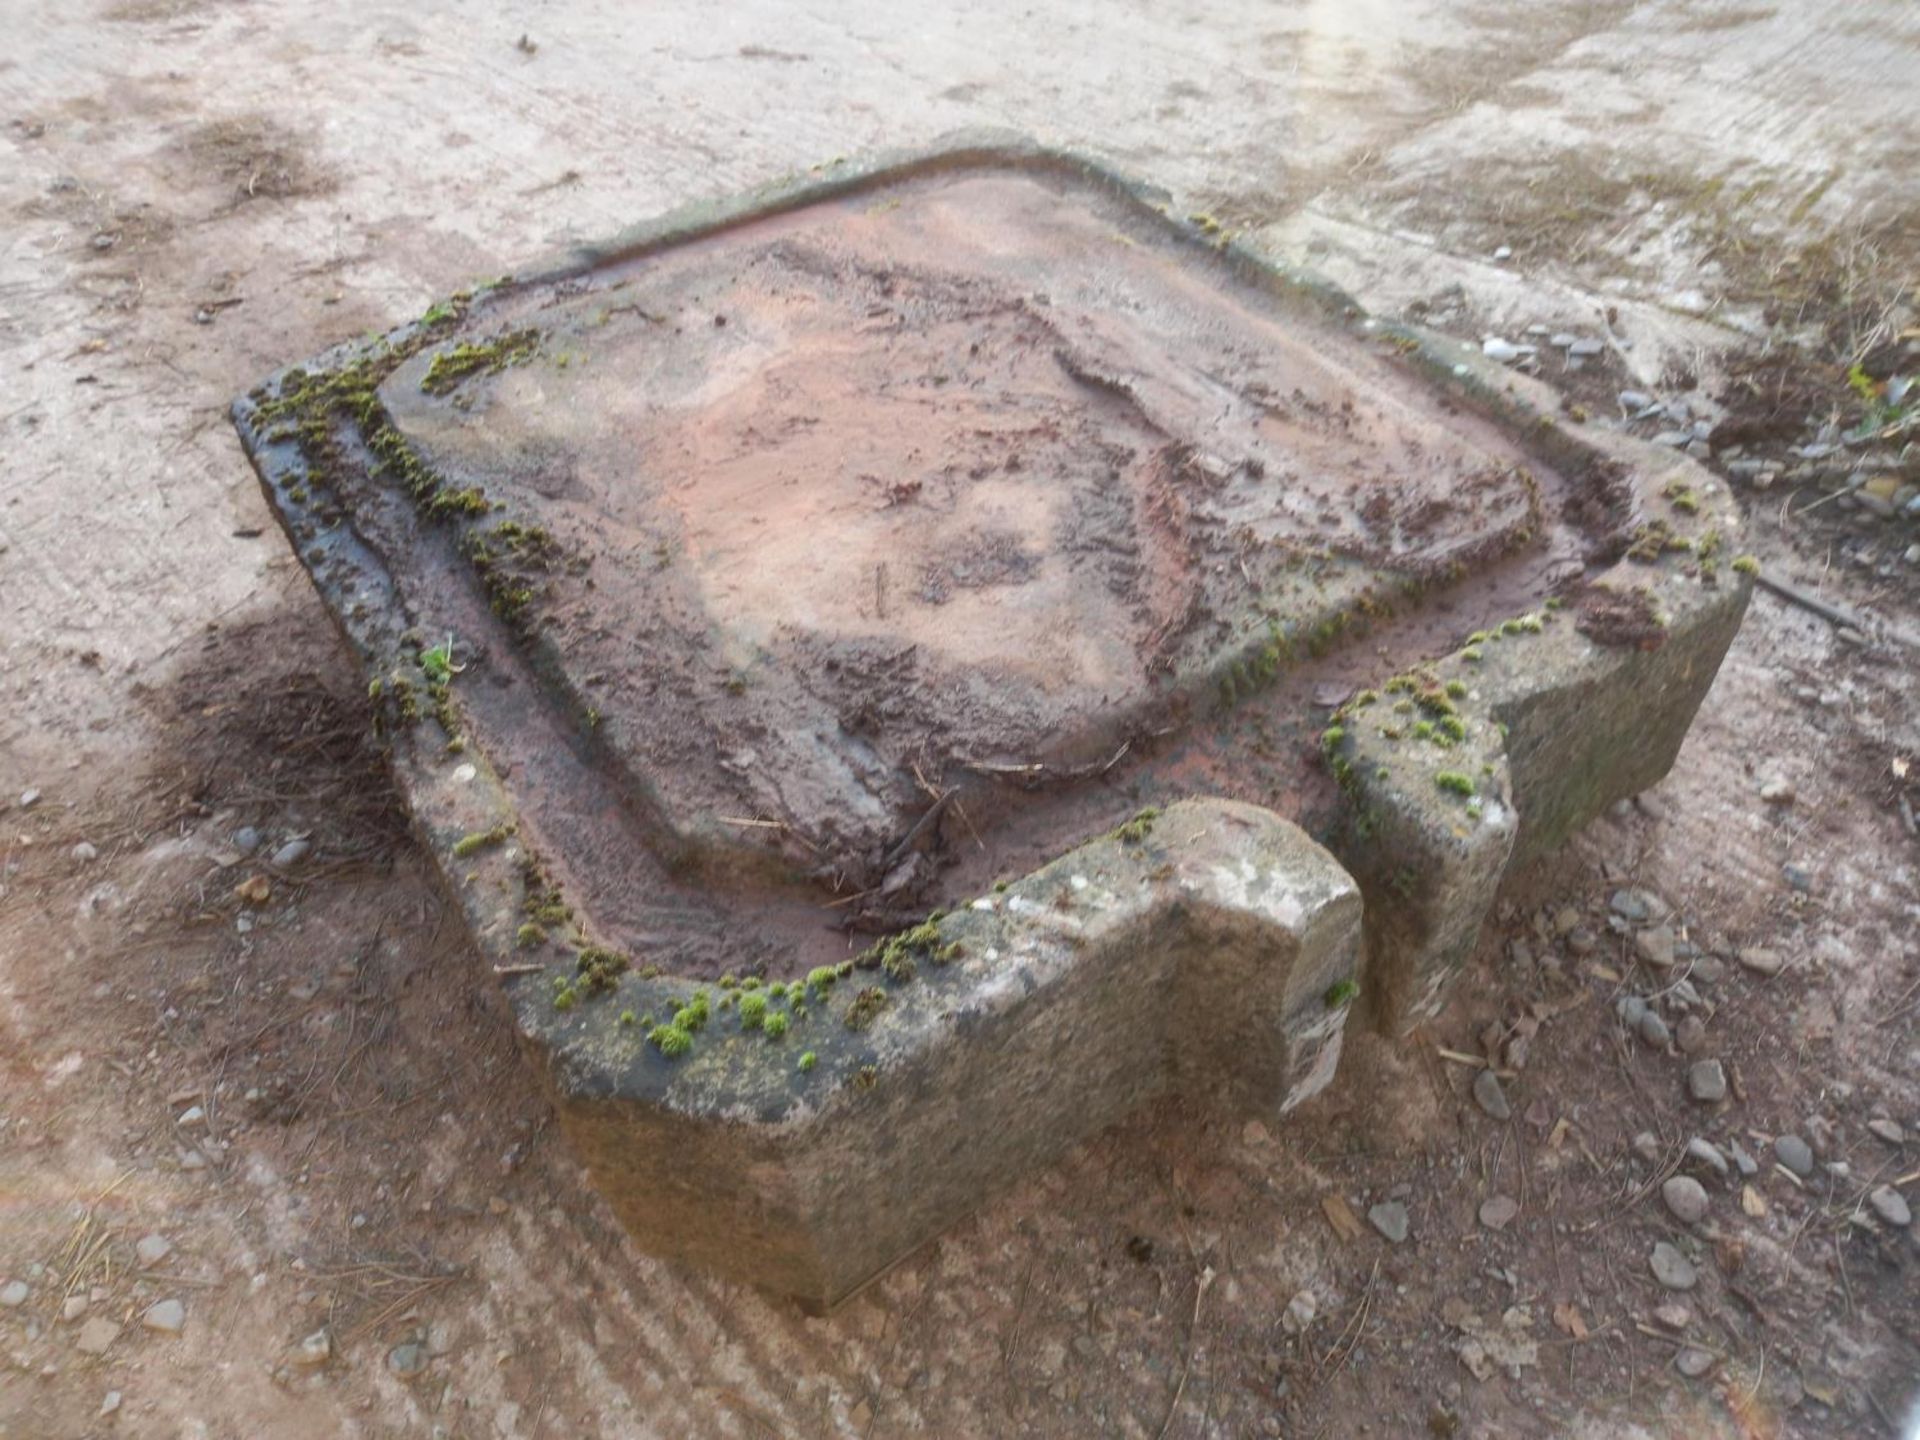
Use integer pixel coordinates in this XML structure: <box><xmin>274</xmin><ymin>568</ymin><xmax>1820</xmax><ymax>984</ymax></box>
<box><xmin>844</xmin><ymin>987</ymin><xmax>889</xmax><ymax>1031</ymax></box>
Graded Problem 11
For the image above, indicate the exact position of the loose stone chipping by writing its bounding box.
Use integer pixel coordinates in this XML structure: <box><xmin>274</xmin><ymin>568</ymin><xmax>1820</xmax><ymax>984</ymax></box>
<box><xmin>232</xmin><ymin>135</ymin><xmax>1745</xmax><ymax>1307</ymax></box>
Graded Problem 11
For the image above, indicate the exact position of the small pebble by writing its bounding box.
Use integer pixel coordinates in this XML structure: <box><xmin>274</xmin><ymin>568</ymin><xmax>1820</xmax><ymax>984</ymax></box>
<box><xmin>1368</xmin><ymin>1201</ymin><xmax>1410</xmax><ymax>1244</ymax></box>
<box><xmin>270</xmin><ymin>837</ymin><xmax>312</xmax><ymax>868</ymax></box>
<box><xmin>1685</xmin><ymin>1138</ymin><xmax>1729</xmax><ymax>1178</ymax></box>
<box><xmin>1662</xmin><ymin>1176</ymin><xmax>1709</xmax><ymax>1225</ymax></box>
<box><xmin>1676</xmin><ymin>1348</ymin><xmax>1716</xmax><ymax>1378</ymax></box>
<box><xmin>1727</xmin><ymin>1140</ymin><xmax>1758</xmax><ymax>1177</ymax></box>
<box><xmin>1635</xmin><ymin>925</ymin><xmax>1676</xmax><ymax>969</ymax></box>
<box><xmin>1283</xmin><ymin>1291</ymin><xmax>1317</xmax><ymax>1333</ymax></box>
<box><xmin>142</xmin><ymin>1299</ymin><xmax>186</xmax><ymax>1334</ymax></box>
<box><xmin>1565</xmin><ymin>926</ymin><xmax>1597</xmax><ymax>956</ymax></box>
<box><xmin>1868</xmin><ymin>1186</ymin><xmax>1911</xmax><ymax>1228</ymax></box>
<box><xmin>1568</xmin><ymin>338</ymin><xmax>1603</xmax><ymax>357</ymax></box>
<box><xmin>1649</xmin><ymin>1241</ymin><xmax>1697</xmax><ymax>1291</ymax></box>
<box><xmin>388</xmin><ymin>1339</ymin><xmax>430</xmax><ymax>1379</ymax></box>
<box><xmin>1618</xmin><ymin>389</ymin><xmax>1652</xmax><ymax>409</ymax></box>
<box><xmin>1653</xmin><ymin>1302</ymin><xmax>1691</xmax><ymax>1331</ymax></box>
<box><xmin>1806</xmin><ymin>1115</ymin><xmax>1837</xmax><ymax>1155</ymax></box>
<box><xmin>1675</xmin><ymin>1016</ymin><xmax>1705</xmax><ymax>1054</ymax></box>
<box><xmin>1478</xmin><ymin>1195</ymin><xmax>1519</xmax><ymax>1231</ymax></box>
<box><xmin>71</xmin><ymin>841</ymin><xmax>98</xmax><ymax>863</ymax></box>
<box><xmin>1473</xmin><ymin>1069</ymin><xmax>1512</xmax><ymax>1121</ymax></box>
<box><xmin>0</xmin><ymin>1280</ymin><xmax>28</xmax><ymax>1308</ymax></box>
<box><xmin>61</xmin><ymin>1295</ymin><xmax>87</xmax><ymax>1322</ymax></box>
<box><xmin>1867</xmin><ymin>1118</ymin><xmax>1905</xmax><ymax>1146</ymax></box>
<box><xmin>1632</xmin><ymin>1131</ymin><xmax>1662</xmax><ymax>1164</ymax></box>
<box><xmin>100</xmin><ymin>1390</ymin><xmax>121</xmax><ymax>1416</ymax></box>
<box><xmin>1781</xmin><ymin>863</ymin><xmax>1813</xmax><ymax>893</ymax></box>
<box><xmin>1610</xmin><ymin>889</ymin><xmax>1660</xmax><ymax>923</ymax></box>
<box><xmin>294</xmin><ymin>1329</ymin><xmax>332</xmax><ymax>1367</ymax></box>
<box><xmin>1482</xmin><ymin>338</ymin><xmax>1527</xmax><ymax>363</ymax></box>
<box><xmin>231</xmin><ymin>825</ymin><xmax>262</xmax><ymax>854</ymax></box>
<box><xmin>1759</xmin><ymin>778</ymin><xmax>1795</xmax><ymax>805</ymax></box>
<box><xmin>1774</xmin><ymin>1134</ymin><xmax>1814</xmax><ymax>1177</ymax></box>
<box><xmin>1738</xmin><ymin>947</ymin><xmax>1784</xmax><ymax>976</ymax></box>
<box><xmin>134</xmin><ymin>1234</ymin><xmax>172</xmax><ymax>1267</ymax></box>
<box><xmin>1638</xmin><ymin>1011</ymin><xmax>1672</xmax><ymax>1050</ymax></box>
<box><xmin>1687</xmin><ymin>1060</ymin><xmax>1727</xmax><ymax>1104</ymax></box>
<box><xmin>18</xmin><ymin>788</ymin><xmax>40</xmax><ymax>809</ymax></box>
<box><xmin>76</xmin><ymin>1319</ymin><xmax>120</xmax><ymax>1356</ymax></box>
<box><xmin>1491</xmin><ymin>245</ymin><xmax>1512</xmax><ymax>261</ymax></box>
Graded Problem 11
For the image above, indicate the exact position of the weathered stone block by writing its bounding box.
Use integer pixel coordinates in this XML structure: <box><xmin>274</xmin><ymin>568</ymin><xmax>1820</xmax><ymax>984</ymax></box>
<box><xmin>522</xmin><ymin>799</ymin><xmax>1358</xmax><ymax>1311</ymax></box>
<box><xmin>230</xmin><ymin>133</ymin><xmax>1746</xmax><ymax>1303</ymax></box>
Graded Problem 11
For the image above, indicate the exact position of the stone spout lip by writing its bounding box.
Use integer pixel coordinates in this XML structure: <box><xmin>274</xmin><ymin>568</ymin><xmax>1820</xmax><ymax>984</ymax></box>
<box><xmin>230</xmin><ymin>131</ymin><xmax>1748</xmax><ymax>1310</ymax></box>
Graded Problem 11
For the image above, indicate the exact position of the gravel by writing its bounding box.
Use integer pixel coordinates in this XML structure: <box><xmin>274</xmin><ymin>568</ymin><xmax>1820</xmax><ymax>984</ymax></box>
<box><xmin>1638</xmin><ymin>1011</ymin><xmax>1672</xmax><ymax>1049</ymax></box>
<box><xmin>1649</xmin><ymin>1242</ymin><xmax>1697</xmax><ymax>1291</ymax></box>
<box><xmin>1774</xmin><ymin>1134</ymin><xmax>1815</xmax><ymax>1177</ymax></box>
<box><xmin>1283</xmin><ymin>1291</ymin><xmax>1317</xmax><ymax>1333</ymax></box>
<box><xmin>1368</xmin><ymin>1201</ymin><xmax>1410</xmax><ymax>1244</ymax></box>
<box><xmin>1687</xmin><ymin>1060</ymin><xmax>1727</xmax><ymax>1104</ymax></box>
<box><xmin>1675</xmin><ymin>1348</ymin><xmax>1716</xmax><ymax>1378</ymax></box>
<box><xmin>1472</xmin><ymin>1069</ymin><xmax>1512</xmax><ymax>1121</ymax></box>
<box><xmin>1684</xmin><ymin>1138</ymin><xmax>1729</xmax><ymax>1178</ymax></box>
<box><xmin>1662</xmin><ymin>1176</ymin><xmax>1710</xmax><ymax>1224</ymax></box>
<box><xmin>1652</xmin><ymin>1302</ymin><xmax>1691</xmax><ymax>1331</ymax></box>
<box><xmin>388</xmin><ymin>1340</ymin><xmax>430</xmax><ymax>1379</ymax></box>
<box><xmin>1609</xmin><ymin>889</ymin><xmax>1662</xmax><ymax>923</ymax></box>
<box><xmin>270</xmin><ymin>836</ymin><xmax>312</xmax><ymax>868</ymax></box>
<box><xmin>1635</xmin><ymin>925</ymin><xmax>1677</xmax><ymax>969</ymax></box>
<box><xmin>1868</xmin><ymin>1186</ymin><xmax>1911</xmax><ymax>1228</ymax></box>
<box><xmin>1478</xmin><ymin>1195</ymin><xmax>1519</xmax><ymax>1231</ymax></box>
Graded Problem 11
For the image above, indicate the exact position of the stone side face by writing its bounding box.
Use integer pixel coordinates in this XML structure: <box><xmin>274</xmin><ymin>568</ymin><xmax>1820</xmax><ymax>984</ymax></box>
<box><xmin>1496</xmin><ymin>582</ymin><xmax>1749</xmax><ymax>867</ymax></box>
<box><xmin>1327</xmin><ymin>664</ymin><xmax>1518</xmax><ymax>1036</ymax></box>
<box><xmin>519</xmin><ymin>800</ymin><xmax>1361</xmax><ymax>1311</ymax></box>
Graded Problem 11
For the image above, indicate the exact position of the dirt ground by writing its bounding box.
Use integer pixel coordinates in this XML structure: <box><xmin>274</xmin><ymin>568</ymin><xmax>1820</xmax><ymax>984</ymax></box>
<box><xmin>1</xmin><ymin>2</ymin><xmax>1916</xmax><ymax>1437</ymax></box>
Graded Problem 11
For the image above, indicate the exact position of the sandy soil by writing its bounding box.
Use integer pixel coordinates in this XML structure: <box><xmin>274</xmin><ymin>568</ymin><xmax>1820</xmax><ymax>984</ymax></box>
<box><xmin>1</xmin><ymin>2</ymin><xmax>1916</xmax><ymax>1437</ymax></box>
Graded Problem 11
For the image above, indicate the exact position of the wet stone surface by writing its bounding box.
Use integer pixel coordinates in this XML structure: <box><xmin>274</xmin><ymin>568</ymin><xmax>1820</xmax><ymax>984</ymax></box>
<box><xmin>243</xmin><ymin>156</ymin><xmax>1607</xmax><ymax>983</ymax></box>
